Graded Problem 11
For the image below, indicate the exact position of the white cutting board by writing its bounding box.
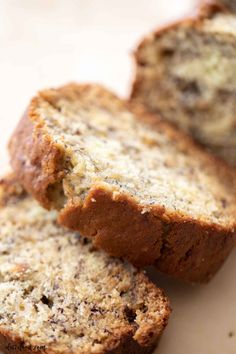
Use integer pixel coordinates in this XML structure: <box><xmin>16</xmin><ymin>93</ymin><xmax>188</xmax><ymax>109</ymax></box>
<box><xmin>0</xmin><ymin>1</ymin><xmax>235</xmax><ymax>353</ymax></box>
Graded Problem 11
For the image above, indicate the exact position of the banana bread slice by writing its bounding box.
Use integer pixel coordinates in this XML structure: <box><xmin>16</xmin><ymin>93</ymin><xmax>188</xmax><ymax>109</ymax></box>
<box><xmin>131</xmin><ymin>2</ymin><xmax>236</xmax><ymax>167</ymax></box>
<box><xmin>0</xmin><ymin>175</ymin><xmax>170</xmax><ymax>354</ymax></box>
<box><xmin>9</xmin><ymin>83</ymin><xmax>236</xmax><ymax>283</ymax></box>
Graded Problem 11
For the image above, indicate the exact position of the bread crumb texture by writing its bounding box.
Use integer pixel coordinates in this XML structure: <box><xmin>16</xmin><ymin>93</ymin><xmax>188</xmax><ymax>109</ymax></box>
<box><xmin>32</xmin><ymin>84</ymin><xmax>236</xmax><ymax>226</ymax></box>
<box><xmin>132</xmin><ymin>7</ymin><xmax>236</xmax><ymax>166</ymax></box>
<box><xmin>9</xmin><ymin>83</ymin><xmax>236</xmax><ymax>282</ymax></box>
<box><xmin>0</xmin><ymin>177</ymin><xmax>169</xmax><ymax>354</ymax></box>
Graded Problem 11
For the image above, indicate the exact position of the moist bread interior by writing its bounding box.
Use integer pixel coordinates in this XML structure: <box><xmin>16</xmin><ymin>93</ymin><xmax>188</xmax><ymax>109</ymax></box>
<box><xmin>0</xmin><ymin>187</ymin><xmax>168</xmax><ymax>353</ymax></box>
<box><xmin>35</xmin><ymin>85</ymin><xmax>236</xmax><ymax>227</ymax></box>
<box><xmin>133</xmin><ymin>12</ymin><xmax>236</xmax><ymax>164</ymax></box>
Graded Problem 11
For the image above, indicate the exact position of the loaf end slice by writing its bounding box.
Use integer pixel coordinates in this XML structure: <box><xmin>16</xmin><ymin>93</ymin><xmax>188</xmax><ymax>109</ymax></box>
<box><xmin>0</xmin><ymin>175</ymin><xmax>170</xmax><ymax>354</ymax></box>
<box><xmin>9</xmin><ymin>83</ymin><xmax>236</xmax><ymax>283</ymax></box>
<box><xmin>131</xmin><ymin>2</ymin><xmax>236</xmax><ymax>167</ymax></box>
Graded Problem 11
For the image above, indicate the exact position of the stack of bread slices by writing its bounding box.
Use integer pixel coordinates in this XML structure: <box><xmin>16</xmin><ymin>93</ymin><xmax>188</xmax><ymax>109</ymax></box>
<box><xmin>1</xmin><ymin>1</ymin><xmax>236</xmax><ymax>353</ymax></box>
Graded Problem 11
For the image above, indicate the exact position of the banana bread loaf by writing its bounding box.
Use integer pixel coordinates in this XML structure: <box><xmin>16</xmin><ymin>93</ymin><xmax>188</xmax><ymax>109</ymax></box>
<box><xmin>131</xmin><ymin>2</ymin><xmax>236</xmax><ymax>167</ymax></box>
<box><xmin>9</xmin><ymin>83</ymin><xmax>236</xmax><ymax>283</ymax></box>
<box><xmin>0</xmin><ymin>175</ymin><xmax>170</xmax><ymax>354</ymax></box>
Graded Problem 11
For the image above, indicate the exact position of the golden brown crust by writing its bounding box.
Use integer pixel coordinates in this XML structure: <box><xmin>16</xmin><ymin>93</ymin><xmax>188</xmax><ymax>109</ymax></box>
<box><xmin>9</xmin><ymin>83</ymin><xmax>236</xmax><ymax>283</ymax></box>
<box><xmin>58</xmin><ymin>184</ymin><xmax>235</xmax><ymax>282</ymax></box>
<box><xmin>198</xmin><ymin>0</ymin><xmax>234</xmax><ymax>14</ymax></box>
<box><xmin>197</xmin><ymin>0</ymin><xmax>228</xmax><ymax>16</ymax></box>
<box><xmin>8</xmin><ymin>111</ymin><xmax>67</xmax><ymax>209</ymax></box>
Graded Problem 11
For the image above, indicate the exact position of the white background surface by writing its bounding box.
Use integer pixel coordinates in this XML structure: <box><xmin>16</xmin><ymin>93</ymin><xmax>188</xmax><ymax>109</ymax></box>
<box><xmin>0</xmin><ymin>1</ymin><xmax>236</xmax><ymax>353</ymax></box>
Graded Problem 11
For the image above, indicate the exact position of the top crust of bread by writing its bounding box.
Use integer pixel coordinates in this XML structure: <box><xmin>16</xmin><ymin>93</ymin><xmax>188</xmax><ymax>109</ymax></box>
<box><xmin>201</xmin><ymin>0</ymin><xmax>236</xmax><ymax>13</ymax></box>
<box><xmin>9</xmin><ymin>83</ymin><xmax>236</xmax><ymax>283</ymax></box>
<box><xmin>0</xmin><ymin>174</ymin><xmax>169</xmax><ymax>354</ymax></box>
<box><xmin>131</xmin><ymin>1</ymin><xmax>236</xmax><ymax>167</ymax></box>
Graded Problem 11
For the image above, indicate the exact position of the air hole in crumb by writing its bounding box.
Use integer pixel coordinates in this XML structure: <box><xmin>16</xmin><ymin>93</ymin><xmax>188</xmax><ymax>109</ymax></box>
<box><xmin>160</xmin><ymin>47</ymin><xmax>174</xmax><ymax>58</ymax></box>
<box><xmin>23</xmin><ymin>286</ymin><xmax>34</xmax><ymax>297</ymax></box>
<box><xmin>120</xmin><ymin>291</ymin><xmax>126</xmax><ymax>297</ymax></box>
<box><xmin>139</xmin><ymin>303</ymin><xmax>148</xmax><ymax>313</ymax></box>
<box><xmin>41</xmin><ymin>295</ymin><xmax>54</xmax><ymax>308</ymax></box>
<box><xmin>138</xmin><ymin>59</ymin><xmax>148</xmax><ymax>67</ymax></box>
<box><xmin>221</xmin><ymin>198</ymin><xmax>227</xmax><ymax>209</ymax></box>
<box><xmin>147</xmin><ymin>330</ymin><xmax>154</xmax><ymax>339</ymax></box>
<box><xmin>179</xmin><ymin>80</ymin><xmax>200</xmax><ymax>96</ymax></box>
<box><xmin>1</xmin><ymin>251</ymin><xmax>9</xmax><ymax>256</ymax></box>
<box><xmin>124</xmin><ymin>305</ymin><xmax>137</xmax><ymax>324</ymax></box>
<box><xmin>46</xmin><ymin>182</ymin><xmax>67</xmax><ymax>209</ymax></box>
<box><xmin>93</xmin><ymin>339</ymin><xmax>101</xmax><ymax>345</ymax></box>
<box><xmin>33</xmin><ymin>304</ymin><xmax>39</xmax><ymax>312</ymax></box>
<box><xmin>81</xmin><ymin>238</ymin><xmax>89</xmax><ymax>245</ymax></box>
<box><xmin>91</xmin><ymin>306</ymin><xmax>103</xmax><ymax>315</ymax></box>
